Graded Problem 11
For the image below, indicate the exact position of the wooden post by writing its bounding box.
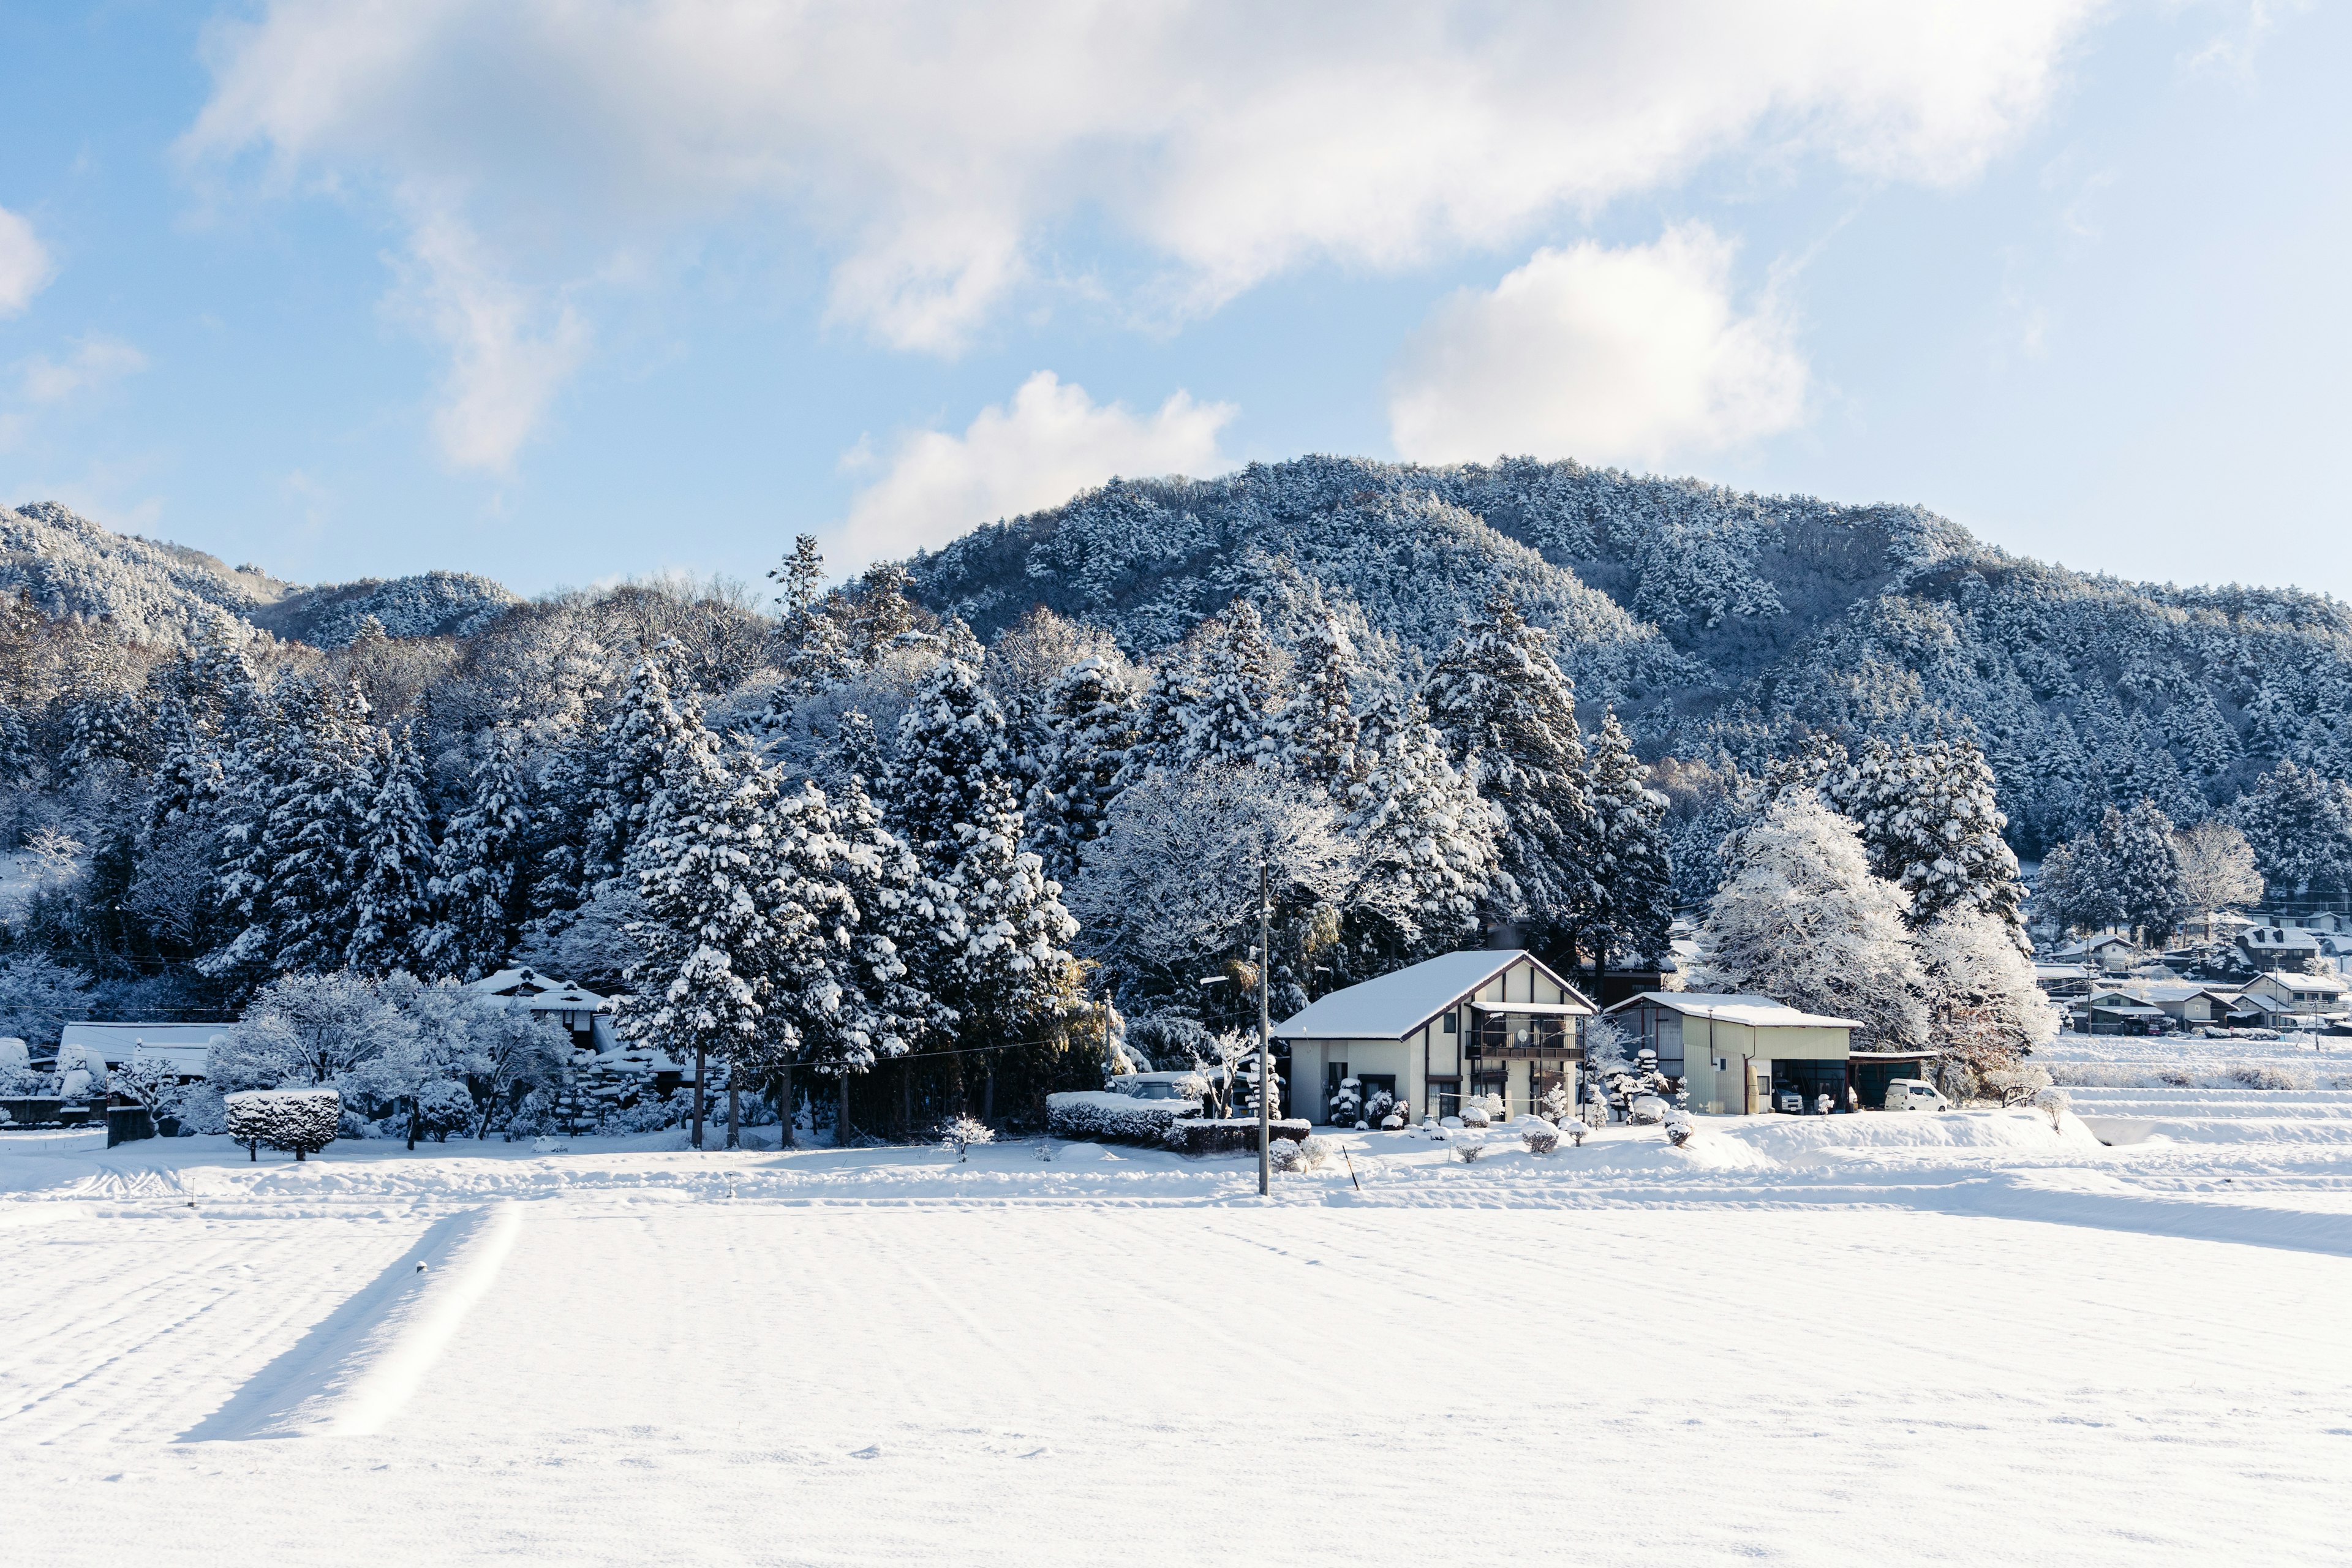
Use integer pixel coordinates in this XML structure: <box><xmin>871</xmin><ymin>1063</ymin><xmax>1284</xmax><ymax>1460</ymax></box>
<box><xmin>692</xmin><ymin>1044</ymin><xmax>706</xmax><ymax>1150</ymax></box>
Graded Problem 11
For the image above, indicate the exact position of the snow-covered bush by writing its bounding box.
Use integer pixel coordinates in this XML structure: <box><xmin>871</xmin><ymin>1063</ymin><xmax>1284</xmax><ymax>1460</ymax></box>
<box><xmin>1521</xmin><ymin>1122</ymin><xmax>1559</xmax><ymax>1155</ymax></box>
<box><xmin>1329</xmin><ymin>1076</ymin><xmax>1362</xmax><ymax>1127</ymax></box>
<box><xmin>1627</xmin><ymin>1094</ymin><xmax>1667</xmax><ymax>1125</ymax></box>
<box><xmin>1121</xmin><ymin>1013</ymin><xmax>1216</xmax><ymax>1074</ymax></box>
<box><xmin>224</xmin><ymin>1088</ymin><xmax>340</xmax><ymax>1161</ymax></box>
<box><xmin>1978</xmin><ymin>1062</ymin><xmax>2053</xmax><ymax>1109</ymax></box>
<box><xmin>1453</xmin><ymin>1133</ymin><xmax>1488</xmax><ymax>1163</ymax></box>
<box><xmin>1363</xmin><ymin>1086</ymin><xmax>1395</xmax><ymax>1124</ymax></box>
<box><xmin>412</xmin><ymin>1078</ymin><xmax>476</xmax><ymax>1141</ymax></box>
<box><xmin>2032</xmin><ymin>1086</ymin><xmax>2070</xmax><ymax>1130</ymax></box>
<box><xmin>1539</xmin><ymin>1080</ymin><xmax>1572</xmax><ymax>1123</ymax></box>
<box><xmin>1564</xmin><ymin>1118</ymin><xmax>1588</xmax><ymax>1147</ymax></box>
<box><xmin>1046</xmin><ymin>1089</ymin><xmax>1197</xmax><ymax>1144</ymax></box>
<box><xmin>1663</xmin><ymin>1109</ymin><xmax>1696</xmax><ymax>1147</ymax></box>
<box><xmin>939</xmin><ymin>1114</ymin><xmax>995</xmax><ymax>1160</ymax></box>
<box><xmin>1379</xmin><ymin>1113</ymin><xmax>1404</xmax><ymax>1130</ymax></box>
<box><xmin>2231</xmin><ymin>1064</ymin><xmax>2315</xmax><ymax>1091</ymax></box>
<box><xmin>1458</xmin><ymin>1102</ymin><xmax>1491</xmax><ymax>1129</ymax></box>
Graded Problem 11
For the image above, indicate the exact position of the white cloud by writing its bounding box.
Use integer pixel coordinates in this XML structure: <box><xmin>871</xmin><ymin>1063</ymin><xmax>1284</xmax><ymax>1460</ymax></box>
<box><xmin>839</xmin><ymin>371</ymin><xmax>1237</xmax><ymax>567</ymax></box>
<box><xmin>394</xmin><ymin>216</ymin><xmax>590</xmax><ymax>473</ymax></box>
<box><xmin>1387</xmin><ymin>227</ymin><xmax>1809</xmax><ymax>467</ymax></box>
<box><xmin>186</xmin><ymin>0</ymin><xmax>2104</xmax><ymax>356</ymax></box>
<box><xmin>0</xmin><ymin>206</ymin><xmax>55</xmax><ymax>316</ymax></box>
<box><xmin>19</xmin><ymin>336</ymin><xmax>149</xmax><ymax>405</ymax></box>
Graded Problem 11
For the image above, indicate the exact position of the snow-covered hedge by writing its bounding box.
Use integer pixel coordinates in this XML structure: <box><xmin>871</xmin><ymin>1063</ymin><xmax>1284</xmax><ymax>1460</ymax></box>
<box><xmin>1047</xmin><ymin>1090</ymin><xmax>1199</xmax><ymax>1145</ymax></box>
<box><xmin>224</xmin><ymin>1088</ymin><xmax>340</xmax><ymax>1161</ymax></box>
<box><xmin>1164</xmin><ymin>1117</ymin><xmax>1312</xmax><ymax>1156</ymax></box>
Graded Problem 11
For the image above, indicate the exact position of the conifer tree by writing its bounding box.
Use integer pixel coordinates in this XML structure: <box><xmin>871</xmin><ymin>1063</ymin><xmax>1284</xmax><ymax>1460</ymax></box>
<box><xmin>2230</xmin><ymin>761</ymin><xmax>2352</xmax><ymax>897</ymax></box>
<box><xmin>427</xmin><ymin>724</ymin><xmax>534</xmax><ymax>978</ymax></box>
<box><xmin>1178</xmin><ymin>601</ymin><xmax>1281</xmax><ymax>769</ymax></box>
<box><xmin>1117</xmin><ymin>657</ymin><xmax>1196</xmax><ymax>789</ymax></box>
<box><xmin>1829</xmin><ymin>735</ymin><xmax>2026</xmax><ymax>944</ymax></box>
<box><xmin>886</xmin><ymin>657</ymin><xmax>1011</xmax><ymax>858</ymax></box>
<box><xmin>1347</xmin><ymin>698</ymin><xmax>1504</xmax><ymax>966</ymax></box>
<box><xmin>211</xmin><ymin>677</ymin><xmax>374</xmax><ymax>979</ymax></box>
<box><xmin>582</xmin><ymin>649</ymin><xmax>694</xmax><ymax>886</ymax></box>
<box><xmin>1026</xmin><ymin>655</ymin><xmax>1140</xmax><ymax>884</ymax></box>
<box><xmin>1583</xmin><ymin>709</ymin><xmax>1673</xmax><ymax>970</ymax></box>
<box><xmin>1279</xmin><ymin>611</ymin><xmax>1363</xmax><ymax>793</ymax></box>
<box><xmin>1422</xmin><ymin>598</ymin><xmax>1594</xmax><ymax>952</ymax></box>
<box><xmin>2097</xmin><ymin>799</ymin><xmax>2185</xmax><ymax>946</ymax></box>
<box><xmin>348</xmin><ymin>725</ymin><xmax>437</xmax><ymax>976</ymax></box>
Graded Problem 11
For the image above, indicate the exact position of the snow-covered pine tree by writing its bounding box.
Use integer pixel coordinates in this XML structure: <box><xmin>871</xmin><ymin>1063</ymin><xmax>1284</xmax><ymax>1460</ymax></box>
<box><xmin>582</xmin><ymin>649</ymin><xmax>695</xmax><ymax>886</ymax></box>
<box><xmin>797</xmin><ymin>771</ymin><xmax>932</xmax><ymax>1138</ymax></box>
<box><xmin>1278</xmin><ymin>609</ymin><xmax>1363</xmax><ymax>793</ymax></box>
<box><xmin>347</xmin><ymin>725</ymin><xmax>437</xmax><ymax>976</ymax></box>
<box><xmin>2097</xmin><ymin>799</ymin><xmax>2185</xmax><ymax>946</ymax></box>
<box><xmin>1829</xmin><ymin>735</ymin><xmax>2026</xmax><ymax>945</ymax></box>
<box><xmin>140</xmin><ymin>698</ymin><xmax>223</xmax><ymax>846</ymax></box>
<box><xmin>2030</xmin><ymin>836</ymin><xmax>2122</xmax><ymax>937</ymax></box>
<box><xmin>1117</xmin><ymin>657</ymin><xmax>1196</xmax><ymax>790</ymax></box>
<box><xmin>1422</xmin><ymin>598</ymin><xmax>1595</xmax><ymax>954</ymax></box>
<box><xmin>208</xmin><ymin>676</ymin><xmax>375</xmax><ymax>982</ymax></box>
<box><xmin>618</xmin><ymin>718</ymin><xmax>780</xmax><ymax>1150</ymax></box>
<box><xmin>933</xmin><ymin>772</ymin><xmax>1082</xmax><ymax>1066</ymax></box>
<box><xmin>1693</xmin><ymin>791</ymin><xmax>1928</xmax><ymax>1050</ymax></box>
<box><xmin>1346</xmin><ymin>696</ymin><xmax>1504</xmax><ymax>967</ymax></box>
<box><xmin>2230</xmin><ymin>761</ymin><xmax>2352</xmax><ymax>899</ymax></box>
<box><xmin>1583</xmin><ymin>709</ymin><xmax>1673</xmax><ymax>971</ymax></box>
<box><xmin>885</xmin><ymin>657</ymin><xmax>1011</xmax><ymax>859</ymax></box>
<box><xmin>1025</xmin><ymin>655</ymin><xmax>1140</xmax><ymax>885</ymax></box>
<box><xmin>846</xmin><ymin>561</ymin><xmax>921</xmax><ymax>662</ymax></box>
<box><xmin>426</xmin><ymin>723</ymin><xmax>534</xmax><ymax>979</ymax></box>
<box><xmin>1178</xmin><ymin>600</ymin><xmax>1281</xmax><ymax>770</ymax></box>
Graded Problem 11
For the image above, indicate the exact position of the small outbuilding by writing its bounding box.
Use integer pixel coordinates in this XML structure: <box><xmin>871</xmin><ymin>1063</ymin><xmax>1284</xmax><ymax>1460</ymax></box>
<box><xmin>1605</xmin><ymin>993</ymin><xmax>1858</xmax><ymax>1115</ymax></box>
<box><xmin>55</xmin><ymin>1022</ymin><xmax>233</xmax><ymax>1081</ymax></box>
<box><xmin>1276</xmin><ymin>949</ymin><xmax>1596</xmax><ymax>1125</ymax></box>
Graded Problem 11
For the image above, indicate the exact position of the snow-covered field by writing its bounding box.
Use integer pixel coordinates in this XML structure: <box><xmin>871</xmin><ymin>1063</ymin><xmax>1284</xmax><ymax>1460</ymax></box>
<box><xmin>6</xmin><ymin>1107</ymin><xmax>2350</xmax><ymax>1566</ymax></box>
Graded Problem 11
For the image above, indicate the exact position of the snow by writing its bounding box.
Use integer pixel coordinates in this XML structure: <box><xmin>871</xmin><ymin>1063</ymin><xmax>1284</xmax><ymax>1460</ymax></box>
<box><xmin>1276</xmin><ymin>947</ymin><xmax>1534</xmax><ymax>1038</ymax></box>
<box><xmin>1608</xmin><ymin>990</ymin><xmax>1861</xmax><ymax>1029</ymax></box>
<box><xmin>6</xmin><ymin>1091</ymin><xmax>2352</xmax><ymax>1564</ymax></box>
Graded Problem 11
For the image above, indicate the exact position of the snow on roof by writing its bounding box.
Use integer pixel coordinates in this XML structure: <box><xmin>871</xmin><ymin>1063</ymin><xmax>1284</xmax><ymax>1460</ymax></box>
<box><xmin>1606</xmin><ymin>992</ymin><xmax>1860</xmax><ymax>1030</ymax></box>
<box><xmin>1276</xmin><ymin>950</ymin><xmax>1582</xmax><ymax>1039</ymax></box>
<box><xmin>2088</xmin><ymin>1003</ymin><xmax>2168</xmax><ymax>1018</ymax></box>
<box><xmin>56</xmin><ymin>1022</ymin><xmax>232</xmax><ymax>1066</ymax></box>
<box><xmin>2255</xmin><ymin>971</ymin><xmax>2349</xmax><ymax>994</ymax></box>
<box><xmin>2034</xmin><ymin>964</ymin><xmax>2090</xmax><ymax>979</ymax></box>
<box><xmin>2117</xmin><ymin>982</ymin><xmax>2237</xmax><ymax>1003</ymax></box>
<box><xmin>462</xmin><ymin>968</ymin><xmax>609</xmax><ymax>1009</ymax></box>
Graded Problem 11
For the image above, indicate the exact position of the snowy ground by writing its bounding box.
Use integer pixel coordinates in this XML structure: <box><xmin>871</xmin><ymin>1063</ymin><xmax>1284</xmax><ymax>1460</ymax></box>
<box><xmin>7</xmin><ymin>1105</ymin><xmax>2351</xmax><ymax>1565</ymax></box>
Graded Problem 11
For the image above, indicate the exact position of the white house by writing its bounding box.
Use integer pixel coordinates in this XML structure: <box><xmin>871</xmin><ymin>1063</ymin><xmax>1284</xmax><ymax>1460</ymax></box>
<box><xmin>55</xmin><ymin>1022</ymin><xmax>232</xmax><ymax>1080</ymax></box>
<box><xmin>2048</xmin><ymin>933</ymin><xmax>2139</xmax><ymax>974</ymax></box>
<box><xmin>1276</xmin><ymin>949</ymin><xmax>1595</xmax><ymax>1125</ymax></box>
<box><xmin>1603</xmin><ymin>993</ymin><xmax>1858</xmax><ymax>1115</ymax></box>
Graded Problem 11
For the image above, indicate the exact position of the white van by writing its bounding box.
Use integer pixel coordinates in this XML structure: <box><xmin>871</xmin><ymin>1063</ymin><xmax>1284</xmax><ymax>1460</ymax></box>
<box><xmin>1885</xmin><ymin>1079</ymin><xmax>1953</xmax><ymax>1113</ymax></box>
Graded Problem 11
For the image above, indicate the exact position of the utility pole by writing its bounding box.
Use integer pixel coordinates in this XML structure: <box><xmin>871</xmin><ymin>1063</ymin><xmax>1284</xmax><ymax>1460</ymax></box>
<box><xmin>1258</xmin><ymin>858</ymin><xmax>1273</xmax><ymax>1197</ymax></box>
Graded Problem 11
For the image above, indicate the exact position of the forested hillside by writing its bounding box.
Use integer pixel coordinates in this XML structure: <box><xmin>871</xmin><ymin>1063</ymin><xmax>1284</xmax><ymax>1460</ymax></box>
<box><xmin>910</xmin><ymin>456</ymin><xmax>2352</xmax><ymax>853</ymax></box>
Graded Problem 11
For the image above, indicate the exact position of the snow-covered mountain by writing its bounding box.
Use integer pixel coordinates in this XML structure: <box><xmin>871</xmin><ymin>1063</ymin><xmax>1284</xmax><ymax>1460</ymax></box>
<box><xmin>906</xmin><ymin>456</ymin><xmax>2352</xmax><ymax>851</ymax></box>
<box><xmin>1</xmin><ymin>500</ymin><xmax>516</xmax><ymax>648</ymax></box>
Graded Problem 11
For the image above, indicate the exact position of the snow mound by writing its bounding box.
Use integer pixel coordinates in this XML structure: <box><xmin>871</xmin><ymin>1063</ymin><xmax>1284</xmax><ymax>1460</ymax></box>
<box><xmin>1721</xmin><ymin>1109</ymin><xmax>2100</xmax><ymax>1161</ymax></box>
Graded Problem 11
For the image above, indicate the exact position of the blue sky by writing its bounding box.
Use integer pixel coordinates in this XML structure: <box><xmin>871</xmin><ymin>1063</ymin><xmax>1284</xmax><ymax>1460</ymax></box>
<box><xmin>1</xmin><ymin>1</ymin><xmax>2345</xmax><ymax>603</ymax></box>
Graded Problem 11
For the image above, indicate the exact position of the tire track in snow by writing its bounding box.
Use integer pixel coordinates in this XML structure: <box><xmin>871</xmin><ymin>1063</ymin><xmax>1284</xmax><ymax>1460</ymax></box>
<box><xmin>179</xmin><ymin>1201</ymin><xmax>523</xmax><ymax>1442</ymax></box>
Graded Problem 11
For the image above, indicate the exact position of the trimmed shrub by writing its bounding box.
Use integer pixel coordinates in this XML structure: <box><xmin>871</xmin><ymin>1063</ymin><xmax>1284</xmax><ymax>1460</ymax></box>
<box><xmin>1458</xmin><ymin>1104</ymin><xmax>1491</xmax><ymax>1129</ymax></box>
<box><xmin>1163</xmin><ymin>1117</ymin><xmax>1311</xmax><ymax>1156</ymax></box>
<box><xmin>1046</xmin><ymin>1089</ymin><xmax>1199</xmax><ymax>1145</ymax></box>
<box><xmin>1453</xmin><ymin>1133</ymin><xmax>1488</xmax><ymax>1163</ymax></box>
<box><xmin>224</xmin><ymin>1088</ymin><xmax>341</xmax><ymax>1161</ymax></box>
<box><xmin>1521</xmin><ymin>1123</ymin><xmax>1560</xmax><ymax>1155</ymax></box>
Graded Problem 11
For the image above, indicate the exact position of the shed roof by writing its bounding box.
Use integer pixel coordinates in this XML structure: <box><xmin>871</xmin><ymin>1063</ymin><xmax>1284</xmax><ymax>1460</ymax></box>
<box><xmin>1605</xmin><ymin>992</ymin><xmax>1860</xmax><ymax>1030</ymax></box>
<box><xmin>1275</xmin><ymin>950</ymin><xmax>1589</xmax><ymax>1040</ymax></box>
<box><xmin>57</xmin><ymin>1022</ymin><xmax>232</xmax><ymax>1066</ymax></box>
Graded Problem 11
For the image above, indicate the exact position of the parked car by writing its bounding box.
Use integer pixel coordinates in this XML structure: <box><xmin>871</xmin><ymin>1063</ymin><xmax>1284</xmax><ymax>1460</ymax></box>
<box><xmin>1775</xmin><ymin>1089</ymin><xmax>1804</xmax><ymax>1114</ymax></box>
<box><xmin>1885</xmin><ymin>1080</ymin><xmax>1953</xmax><ymax>1113</ymax></box>
<box><xmin>1109</xmin><ymin>1071</ymin><xmax>1203</xmax><ymax>1102</ymax></box>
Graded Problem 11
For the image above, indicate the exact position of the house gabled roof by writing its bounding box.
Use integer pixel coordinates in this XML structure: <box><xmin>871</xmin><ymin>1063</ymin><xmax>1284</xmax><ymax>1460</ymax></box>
<box><xmin>1605</xmin><ymin>991</ymin><xmax>1860</xmax><ymax>1030</ymax></box>
<box><xmin>1275</xmin><ymin>949</ymin><xmax>1591</xmax><ymax>1041</ymax></box>
<box><xmin>461</xmin><ymin>967</ymin><xmax>609</xmax><ymax>1011</ymax></box>
<box><xmin>56</xmin><ymin>1021</ymin><xmax>232</xmax><ymax>1068</ymax></box>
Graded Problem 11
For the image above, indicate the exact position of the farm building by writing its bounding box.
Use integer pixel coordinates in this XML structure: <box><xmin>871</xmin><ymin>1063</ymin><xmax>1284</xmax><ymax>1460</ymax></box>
<box><xmin>1605</xmin><ymin>993</ymin><xmax>1859</xmax><ymax>1115</ymax></box>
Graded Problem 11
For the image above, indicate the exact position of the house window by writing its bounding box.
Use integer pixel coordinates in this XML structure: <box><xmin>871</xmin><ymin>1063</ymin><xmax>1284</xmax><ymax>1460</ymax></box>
<box><xmin>1442</xmin><ymin>1012</ymin><xmax>1458</xmax><ymax>1034</ymax></box>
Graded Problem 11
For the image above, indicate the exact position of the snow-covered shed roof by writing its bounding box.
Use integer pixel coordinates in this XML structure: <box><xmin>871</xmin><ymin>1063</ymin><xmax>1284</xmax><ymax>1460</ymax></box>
<box><xmin>2033</xmin><ymin>964</ymin><xmax>2090</xmax><ymax>980</ymax></box>
<box><xmin>2252</xmin><ymin>970</ymin><xmax>2350</xmax><ymax>996</ymax></box>
<box><xmin>1606</xmin><ymin>992</ymin><xmax>1860</xmax><ymax>1031</ymax></box>
<box><xmin>1275</xmin><ymin>950</ymin><xmax>1590</xmax><ymax>1041</ymax></box>
<box><xmin>461</xmin><ymin>968</ymin><xmax>609</xmax><ymax>1011</ymax></box>
<box><xmin>57</xmin><ymin>1021</ymin><xmax>232</xmax><ymax>1074</ymax></box>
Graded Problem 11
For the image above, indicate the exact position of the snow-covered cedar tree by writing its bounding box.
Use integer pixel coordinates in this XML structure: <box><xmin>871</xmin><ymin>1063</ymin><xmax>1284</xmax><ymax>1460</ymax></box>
<box><xmin>1177</xmin><ymin>600</ymin><xmax>1283</xmax><ymax>771</ymax></box>
<box><xmin>224</xmin><ymin>1088</ymin><xmax>340</xmax><ymax>1161</ymax></box>
<box><xmin>1346</xmin><ymin>695</ymin><xmax>1505</xmax><ymax>967</ymax></box>
<box><xmin>1692</xmin><ymin>791</ymin><xmax>1929</xmax><ymax>1051</ymax></box>
<box><xmin>2030</xmin><ymin>837</ymin><xmax>2122</xmax><ymax>938</ymax></box>
<box><xmin>1583</xmin><ymin>709</ymin><xmax>1673</xmax><ymax>970</ymax></box>
<box><xmin>884</xmin><ymin>655</ymin><xmax>1011</xmax><ymax>859</ymax></box>
<box><xmin>1024</xmin><ymin>655</ymin><xmax>1141</xmax><ymax>886</ymax></box>
<box><xmin>1521</xmin><ymin>1122</ymin><xmax>1560</xmax><ymax>1155</ymax></box>
<box><xmin>618</xmin><ymin>715</ymin><xmax>783</xmax><ymax>1148</ymax></box>
<box><xmin>424</xmin><ymin>722</ymin><xmax>534</xmax><ymax>979</ymax></box>
<box><xmin>1917</xmin><ymin>908</ymin><xmax>2059</xmax><ymax>1061</ymax></box>
<box><xmin>1828</xmin><ymin>735</ymin><xmax>2026</xmax><ymax>946</ymax></box>
<box><xmin>1329</xmin><ymin>1075</ymin><xmax>1363</xmax><ymax>1127</ymax></box>
<box><xmin>1422</xmin><ymin>597</ymin><xmax>1594</xmax><ymax>952</ymax></box>
<box><xmin>1117</xmin><ymin>655</ymin><xmax>1197</xmax><ymax>791</ymax></box>
<box><xmin>346</xmin><ymin>725</ymin><xmax>436</xmax><ymax>976</ymax></box>
<box><xmin>1069</xmin><ymin>762</ymin><xmax>1355</xmax><ymax>998</ymax></box>
<box><xmin>213</xmin><ymin>971</ymin><xmax>413</xmax><ymax>1091</ymax></box>
<box><xmin>2170</xmin><ymin>819</ymin><xmax>2263</xmax><ymax>937</ymax></box>
<box><xmin>582</xmin><ymin>649</ymin><xmax>696</xmax><ymax>887</ymax></box>
<box><xmin>1122</xmin><ymin>1013</ymin><xmax>1215</xmax><ymax>1072</ymax></box>
<box><xmin>804</xmin><ymin>771</ymin><xmax>928</xmax><ymax>1084</ymax></box>
<box><xmin>2096</xmin><ymin>799</ymin><xmax>2185</xmax><ymax>945</ymax></box>
<box><xmin>1278</xmin><ymin>606</ymin><xmax>1363</xmax><ymax>791</ymax></box>
<box><xmin>0</xmin><ymin>954</ymin><xmax>96</xmax><ymax>1049</ymax></box>
<box><xmin>2230</xmin><ymin>761</ymin><xmax>2352</xmax><ymax>899</ymax></box>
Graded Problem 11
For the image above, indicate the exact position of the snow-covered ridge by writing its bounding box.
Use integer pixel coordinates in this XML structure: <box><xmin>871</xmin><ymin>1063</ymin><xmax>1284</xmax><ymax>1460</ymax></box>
<box><xmin>1</xmin><ymin>500</ymin><xmax>517</xmax><ymax>648</ymax></box>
